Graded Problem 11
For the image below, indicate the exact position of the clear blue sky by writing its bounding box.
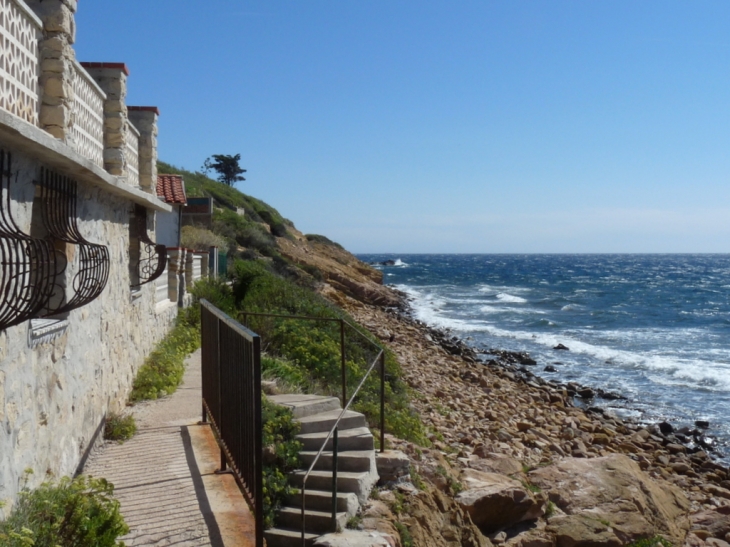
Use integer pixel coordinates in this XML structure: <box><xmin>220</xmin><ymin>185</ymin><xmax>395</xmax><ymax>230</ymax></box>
<box><xmin>75</xmin><ymin>1</ymin><xmax>730</xmax><ymax>253</ymax></box>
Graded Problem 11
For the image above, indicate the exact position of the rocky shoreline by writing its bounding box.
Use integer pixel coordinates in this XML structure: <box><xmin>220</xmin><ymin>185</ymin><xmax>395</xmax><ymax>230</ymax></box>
<box><xmin>332</xmin><ymin>288</ymin><xmax>730</xmax><ymax>547</ymax></box>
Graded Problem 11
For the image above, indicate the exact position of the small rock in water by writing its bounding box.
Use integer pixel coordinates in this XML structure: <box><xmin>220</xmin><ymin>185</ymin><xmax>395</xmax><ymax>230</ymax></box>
<box><xmin>659</xmin><ymin>421</ymin><xmax>674</xmax><ymax>435</ymax></box>
<box><xmin>553</xmin><ymin>343</ymin><xmax>569</xmax><ymax>351</ymax></box>
<box><xmin>578</xmin><ymin>388</ymin><xmax>595</xmax><ymax>399</ymax></box>
<box><xmin>695</xmin><ymin>420</ymin><xmax>710</xmax><ymax>429</ymax></box>
<box><xmin>544</xmin><ymin>365</ymin><xmax>557</xmax><ymax>373</ymax></box>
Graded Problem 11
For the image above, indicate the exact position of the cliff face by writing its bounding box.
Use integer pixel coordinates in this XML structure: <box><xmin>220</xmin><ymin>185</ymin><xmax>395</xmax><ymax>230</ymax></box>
<box><xmin>275</xmin><ymin>227</ymin><xmax>401</xmax><ymax>309</ymax></box>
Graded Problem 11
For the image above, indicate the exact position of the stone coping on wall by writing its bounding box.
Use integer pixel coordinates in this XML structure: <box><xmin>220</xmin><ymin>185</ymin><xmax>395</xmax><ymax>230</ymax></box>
<box><xmin>0</xmin><ymin>109</ymin><xmax>171</xmax><ymax>212</ymax></box>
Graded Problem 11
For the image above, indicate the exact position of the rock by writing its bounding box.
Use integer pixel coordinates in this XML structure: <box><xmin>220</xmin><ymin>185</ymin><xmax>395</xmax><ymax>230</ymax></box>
<box><xmin>456</xmin><ymin>469</ymin><xmax>540</xmax><ymax>534</ymax></box>
<box><xmin>401</xmin><ymin>488</ymin><xmax>491</xmax><ymax>547</ymax></box>
<box><xmin>659</xmin><ymin>422</ymin><xmax>674</xmax><ymax>435</ymax></box>
<box><xmin>544</xmin><ymin>366</ymin><xmax>557</xmax><ymax>373</ymax></box>
<box><xmin>376</xmin><ymin>450</ymin><xmax>410</xmax><ymax>483</ymax></box>
<box><xmin>553</xmin><ymin>344</ymin><xmax>569</xmax><ymax>351</ymax></box>
<box><xmin>695</xmin><ymin>420</ymin><xmax>710</xmax><ymax>429</ymax></box>
<box><xmin>577</xmin><ymin>388</ymin><xmax>594</xmax><ymax>399</ymax></box>
<box><xmin>469</xmin><ymin>454</ymin><xmax>524</xmax><ymax>476</ymax></box>
<box><xmin>707</xmin><ymin>539</ymin><xmax>730</xmax><ymax>547</ymax></box>
<box><xmin>529</xmin><ymin>454</ymin><xmax>690</xmax><ymax>545</ymax></box>
<box><xmin>548</xmin><ymin>514</ymin><xmax>623</xmax><ymax>547</ymax></box>
<box><xmin>314</xmin><ymin>530</ymin><xmax>396</xmax><ymax>546</ymax></box>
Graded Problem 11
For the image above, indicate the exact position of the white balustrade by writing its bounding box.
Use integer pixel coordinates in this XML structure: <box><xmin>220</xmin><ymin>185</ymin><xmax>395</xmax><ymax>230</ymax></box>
<box><xmin>0</xmin><ymin>0</ymin><xmax>41</xmax><ymax>125</ymax></box>
<box><xmin>71</xmin><ymin>61</ymin><xmax>105</xmax><ymax>167</ymax></box>
<box><xmin>125</xmin><ymin>120</ymin><xmax>140</xmax><ymax>186</ymax></box>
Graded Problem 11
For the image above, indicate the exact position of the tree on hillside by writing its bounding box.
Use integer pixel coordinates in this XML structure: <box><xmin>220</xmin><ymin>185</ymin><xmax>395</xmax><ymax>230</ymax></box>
<box><xmin>202</xmin><ymin>154</ymin><xmax>247</xmax><ymax>186</ymax></box>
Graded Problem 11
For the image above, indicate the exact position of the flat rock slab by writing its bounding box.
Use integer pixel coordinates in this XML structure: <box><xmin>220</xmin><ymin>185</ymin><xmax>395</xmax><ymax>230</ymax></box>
<box><xmin>529</xmin><ymin>454</ymin><xmax>690</xmax><ymax>546</ymax></box>
<box><xmin>313</xmin><ymin>530</ymin><xmax>397</xmax><ymax>547</ymax></box>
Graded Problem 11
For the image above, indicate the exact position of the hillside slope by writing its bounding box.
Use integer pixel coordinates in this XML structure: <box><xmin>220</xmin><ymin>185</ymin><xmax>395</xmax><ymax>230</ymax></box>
<box><xmin>158</xmin><ymin>162</ymin><xmax>399</xmax><ymax>308</ymax></box>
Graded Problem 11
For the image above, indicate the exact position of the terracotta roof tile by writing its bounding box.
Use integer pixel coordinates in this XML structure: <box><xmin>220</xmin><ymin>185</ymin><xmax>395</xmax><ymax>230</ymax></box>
<box><xmin>157</xmin><ymin>174</ymin><xmax>187</xmax><ymax>204</ymax></box>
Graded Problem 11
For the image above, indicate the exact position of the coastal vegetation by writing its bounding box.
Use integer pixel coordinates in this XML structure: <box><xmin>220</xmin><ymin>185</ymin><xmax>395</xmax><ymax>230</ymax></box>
<box><xmin>0</xmin><ymin>474</ymin><xmax>128</xmax><ymax>547</ymax></box>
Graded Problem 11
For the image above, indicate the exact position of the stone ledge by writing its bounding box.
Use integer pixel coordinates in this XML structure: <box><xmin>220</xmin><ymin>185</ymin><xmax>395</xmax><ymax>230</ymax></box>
<box><xmin>0</xmin><ymin>109</ymin><xmax>171</xmax><ymax>212</ymax></box>
<box><xmin>155</xmin><ymin>299</ymin><xmax>177</xmax><ymax>315</ymax></box>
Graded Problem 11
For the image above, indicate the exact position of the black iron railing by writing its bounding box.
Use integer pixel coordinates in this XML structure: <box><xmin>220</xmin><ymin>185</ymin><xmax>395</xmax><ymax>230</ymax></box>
<box><xmin>200</xmin><ymin>300</ymin><xmax>263</xmax><ymax>547</ymax></box>
<box><xmin>0</xmin><ymin>150</ymin><xmax>57</xmax><ymax>331</ymax></box>
<box><xmin>37</xmin><ymin>167</ymin><xmax>109</xmax><ymax>315</ymax></box>
<box><xmin>131</xmin><ymin>204</ymin><xmax>166</xmax><ymax>287</ymax></box>
<box><xmin>237</xmin><ymin>311</ymin><xmax>385</xmax><ymax>545</ymax></box>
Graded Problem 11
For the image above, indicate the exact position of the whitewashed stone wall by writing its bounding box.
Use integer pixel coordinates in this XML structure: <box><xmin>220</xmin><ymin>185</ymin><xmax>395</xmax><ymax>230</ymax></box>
<box><xmin>0</xmin><ymin>143</ymin><xmax>178</xmax><ymax>514</ymax></box>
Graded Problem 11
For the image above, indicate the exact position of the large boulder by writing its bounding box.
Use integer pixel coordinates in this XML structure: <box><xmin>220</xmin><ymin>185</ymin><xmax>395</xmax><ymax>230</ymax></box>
<box><xmin>528</xmin><ymin>454</ymin><xmax>690</xmax><ymax>546</ymax></box>
<box><xmin>456</xmin><ymin>469</ymin><xmax>542</xmax><ymax>534</ymax></box>
<box><xmin>691</xmin><ymin>506</ymin><xmax>730</xmax><ymax>540</ymax></box>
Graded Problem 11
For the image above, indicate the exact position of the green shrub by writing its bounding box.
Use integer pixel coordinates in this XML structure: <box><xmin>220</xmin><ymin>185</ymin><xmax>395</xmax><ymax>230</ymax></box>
<box><xmin>0</xmin><ymin>474</ymin><xmax>128</xmax><ymax>547</ymax></box>
<box><xmin>104</xmin><ymin>413</ymin><xmax>136</xmax><ymax>442</ymax></box>
<box><xmin>129</xmin><ymin>320</ymin><xmax>200</xmax><ymax>402</ymax></box>
<box><xmin>180</xmin><ymin>225</ymin><xmax>228</xmax><ymax>252</ymax></box>
<box><xmin>262</xmin><ymin>397</ymin><xmax>302</xmax><ymax>529</ymax></box>
<box><xmin>232</xmin><ymin>264</ymin><xmax>428</xmax><ymax>446</ymax></box>
<box><xmin>304</xmin><ymin>234</ymin><xmax>344</xmax><ymax>250</ymax></box>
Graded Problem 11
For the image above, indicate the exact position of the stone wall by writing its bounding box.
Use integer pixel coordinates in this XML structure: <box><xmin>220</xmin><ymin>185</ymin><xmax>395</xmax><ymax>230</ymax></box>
<box><xmin>0</xmin><ymin>143</ymin><xmax>178</xmax><ymax>514</ymax></box>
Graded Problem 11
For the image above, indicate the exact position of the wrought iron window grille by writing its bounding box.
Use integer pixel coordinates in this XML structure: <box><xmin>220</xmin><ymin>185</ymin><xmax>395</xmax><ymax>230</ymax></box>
<box><xmin>0</xmin><ymin>150</ymin><xmax>58</xmax><ymax>331</ymax></box>
<box><xmin>36</xmin><ymin>168</ymin><xmax>110</xmax><ymax>316</ymax></box>
<box><xmin>130</xmin><ymin>204</ymin><xmax>166</xmax><ymax>288</ymax></box>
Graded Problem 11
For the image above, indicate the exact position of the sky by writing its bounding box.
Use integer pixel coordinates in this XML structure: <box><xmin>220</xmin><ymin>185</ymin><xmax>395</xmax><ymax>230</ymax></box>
<box><xmin>75</xmin><ymin>1</ymin><xmax>730</xmax><ymax>253</ymax></box>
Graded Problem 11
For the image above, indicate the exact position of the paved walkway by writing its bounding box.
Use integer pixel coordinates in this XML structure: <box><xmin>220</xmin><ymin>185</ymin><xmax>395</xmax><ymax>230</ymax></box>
<box><xmin>84</xmin><ymin>349</ymin><xmax>255</xmax><ymax>547</ymax></box>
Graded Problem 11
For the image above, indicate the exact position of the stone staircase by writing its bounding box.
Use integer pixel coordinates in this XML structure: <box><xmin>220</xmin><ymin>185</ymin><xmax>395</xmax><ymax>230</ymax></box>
<box><xmin>265</xmin><ymin>394</ymin><xmax>379</xmax><ymax>547</ymax></box>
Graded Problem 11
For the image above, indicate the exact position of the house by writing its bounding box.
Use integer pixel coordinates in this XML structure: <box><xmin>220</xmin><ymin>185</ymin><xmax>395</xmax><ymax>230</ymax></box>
<box><xmin>156</xmin><ymin>173</ymin><xmax>187</xmax><ymax>248</ymax></box>
<box><xmin>0</xmin><ymin>0</ymin><xmax>197</xmax><ymax>512</ymax></box>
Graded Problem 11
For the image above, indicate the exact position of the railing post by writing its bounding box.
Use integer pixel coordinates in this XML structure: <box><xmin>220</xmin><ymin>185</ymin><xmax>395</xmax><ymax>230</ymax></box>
<box><xmin>340</xmin><ymin>320</ymin><xmax>346</xmax><ymax>406</ymax></box>
<box><xmin>217</xmin><ymin>314</ymin><xmax>226</xmax><ymax>472</ymax></box>
<box><xmin>380</xmin><ymin>352</ymin><xmax>385</xmax><ymax>453</ymax></box>
<box><xmin>332</xmin><ymin>427</ymin><xmax>338</xmax><ymax>531</ymax></box>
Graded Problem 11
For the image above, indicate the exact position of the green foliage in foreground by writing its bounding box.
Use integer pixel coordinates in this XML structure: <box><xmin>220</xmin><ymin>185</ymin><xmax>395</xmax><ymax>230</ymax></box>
<box><xmin>104</xmin><ymin>412</ymin><xmax>137</xmax><ymax>442</ymax></box>
<box><xmin>128</xmin><ymin>318</ymin><xmax>200</xmax><ymax>402</ymax></box>
<box><xmin>0</xmin><ymin>475</ymin><xmax>128</xmax><ymax>547</ymax></box>
<box><xmin>261</xmin><ymin>397</ymin><xmax>302</xmax><ymax>529</ymax></box>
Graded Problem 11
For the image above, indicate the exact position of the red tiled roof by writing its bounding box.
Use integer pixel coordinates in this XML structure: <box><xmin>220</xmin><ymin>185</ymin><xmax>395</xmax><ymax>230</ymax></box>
<box><xmin>157</xmin><ymin>174</ymin><xmax>187</xmax><ymax>204</ymax></box>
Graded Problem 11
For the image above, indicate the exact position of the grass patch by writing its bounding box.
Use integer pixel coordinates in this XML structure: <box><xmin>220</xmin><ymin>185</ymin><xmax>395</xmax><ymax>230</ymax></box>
<box><xmin>545</xmin><ymin>500</ymin><xmax>556</xmax><ymax>519</ymax></box>
<box><xmin>128</xmin><ymin>318</ymin><xmax>200</xmax><ymax>402</ymax></box>
<box><xmin>346</xmin><ymin>515</ymin><xmax>362</xmax><ymax>529</ymax></box>
<box><xmin>395</xmin><ymin>522</ymin><xmax>413</xmax><ymax>547</ymax></box>
<box><xmin>0</xmin><ymin>474</ymin><xmax>128</xmax><ymax>547</ymax></box>
<box><xmin>104</xmin><ymin>412</ymin><xmax>136</xmax><ymax>442</ymax></box>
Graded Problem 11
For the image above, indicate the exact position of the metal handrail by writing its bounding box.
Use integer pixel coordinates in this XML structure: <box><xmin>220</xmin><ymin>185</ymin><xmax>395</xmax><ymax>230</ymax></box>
<box><xmin>238</xmin><ymin>310</ymin><xmax>386</xmax><ymax>544</ymax></box>
<box><xmin>299</xmin><ymin>349</ymin><xmax>385</xmax><ymax>546</ymax></box>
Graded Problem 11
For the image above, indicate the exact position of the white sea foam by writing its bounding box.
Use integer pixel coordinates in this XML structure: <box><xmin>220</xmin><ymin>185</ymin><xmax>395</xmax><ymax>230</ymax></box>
<box><xmin>496</xmin><ymin>293</ymin><xmax>528</xmax><ymax>303</ymax></box>
<box><xmin>394</xmin><ymin>259</ymin><xmax>408</xmax><ymax>267</ymax></box>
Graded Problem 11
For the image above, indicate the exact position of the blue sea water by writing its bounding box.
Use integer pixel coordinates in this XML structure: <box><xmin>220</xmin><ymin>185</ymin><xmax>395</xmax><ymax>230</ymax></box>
<box><xmin>357</xmin><ymin>254</ymin><xmax>730</xmax><ymax>462</ymax></box>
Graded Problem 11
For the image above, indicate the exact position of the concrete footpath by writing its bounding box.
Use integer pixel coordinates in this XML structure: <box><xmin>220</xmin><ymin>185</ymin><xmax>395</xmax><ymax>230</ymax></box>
<box><xmin>84</xmin><ymin>349</ymin><xmax>256</xmax><ymax>547</ymax></box>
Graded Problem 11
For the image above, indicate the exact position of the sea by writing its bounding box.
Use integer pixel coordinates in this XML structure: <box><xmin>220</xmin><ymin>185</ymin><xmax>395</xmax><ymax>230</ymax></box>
<box><xmin>357</xmin><ymin>254</ymin><xmax>730</xmax><ymax>463</ymax></box>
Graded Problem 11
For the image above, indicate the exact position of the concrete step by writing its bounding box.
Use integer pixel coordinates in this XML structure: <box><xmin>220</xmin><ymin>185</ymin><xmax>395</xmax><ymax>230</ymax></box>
<box><xmin>290</xmin><ymin>470</ymin><xmax>370</xmax><ymax>499</ymax></box>
<box><xmin>297</xmin><ymin>409</ymin><xmax>367</xmax><ymax>434</ymax></box>
<box><xmin>299</xmin><ymin>450</ymin><xmax>374</xmax><ymax>473</ymax></box>
<box><xmin>264</xmin><ymin>528</ymin><xmax>318</xmax><ymax>547</ymax></box>
<box><xmin>287</xmin><ymin>489</ymin><xmax>359</xmax><ymax>516</ymax></box>
<box><xmin>268</xmin><ymin>394</ymin><xmax>342</xmax><ymax>418</ymax></box>
<box><xmin>277</xmin><ymin>507</ymin><xmax>347</xmax><ymax>535</ymax></box>
<box><xmin>296</xmin><ymin>427</ymin><xmax>374</xmax><ymax>452</ymax></box>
